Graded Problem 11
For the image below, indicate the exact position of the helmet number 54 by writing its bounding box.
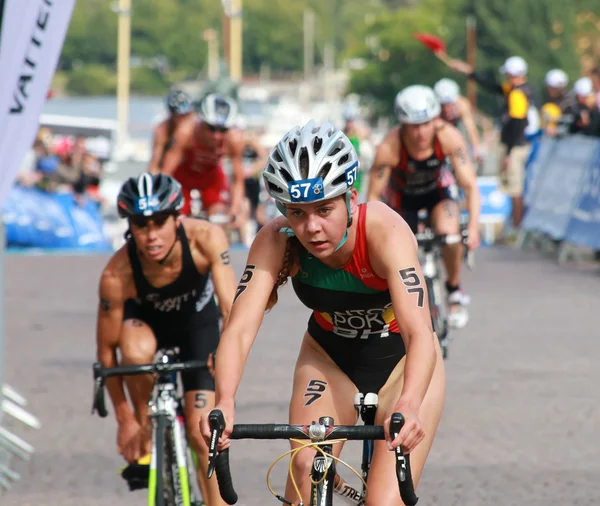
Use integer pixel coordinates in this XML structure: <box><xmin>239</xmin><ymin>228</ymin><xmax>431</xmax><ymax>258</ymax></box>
<box><xmin>136</xmin><ymin>196</ymin><xmax>160</xmax><ymax>213</ymax></box>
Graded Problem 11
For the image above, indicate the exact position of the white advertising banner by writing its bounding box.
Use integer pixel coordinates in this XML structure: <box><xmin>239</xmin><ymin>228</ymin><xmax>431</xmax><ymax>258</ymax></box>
<box><xmin>0</xmin><ymin>0</ymin><xmax>76</xmax><ymax>205</ymax></box>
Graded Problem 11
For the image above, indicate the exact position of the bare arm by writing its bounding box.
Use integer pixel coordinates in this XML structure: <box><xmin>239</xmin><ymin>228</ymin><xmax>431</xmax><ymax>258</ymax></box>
<box><xmin>96</xmin><ymin>269</ymin><xmax>133</xmax><ymax>424</ymax></box>
<box><xmin>148</xmin><ymin>124</ymin><xmax>167</xmax><ymax>174</ymax></box>
<box><xmin>213</xmin><ymin>221</ymin><xmax>287</xmax><ymax>407</ymax></box>
<box><xmin>227</xmin><ymin>130</ymin><xmax>246</xmax><ymax>217</ymax></box>
<box><xmin>201</xmin><ymin>224</ymin><xmax>238</xmax><ymax>326</ymax></box>
<box><xmin>367</xmin><ymin>141</ymin><xmax>395</xmax><ymax>202</ymax></box>
<box><xmin>369</xmin><ymin>202</ymin><xmax>437</xmax><ymax>412</ymax></box>
<box><xmin>458</xmin><ymin>97</ymin><xmax>481</xmax><ymax>158</ymax></box>
<box><xmin>247</xmin><ymin>135</ymin><xmax>268</xmax><ymax>177</ymax></box>
<box><xmin>444</xmin><ymin>127</ymin><xmax>481</xmax><ymax>248</ymax></box>
<box><xmin>160</xmin><ymin>123</ymin><xmax>194</xmax><ymax>176</ymax></box>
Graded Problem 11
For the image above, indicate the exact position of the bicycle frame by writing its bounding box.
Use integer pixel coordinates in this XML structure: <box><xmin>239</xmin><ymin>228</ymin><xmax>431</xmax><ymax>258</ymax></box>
<box><xmin>91</xmin><ymin>352</ymin><xmax>207</xmax><ymax>506</ymax></box>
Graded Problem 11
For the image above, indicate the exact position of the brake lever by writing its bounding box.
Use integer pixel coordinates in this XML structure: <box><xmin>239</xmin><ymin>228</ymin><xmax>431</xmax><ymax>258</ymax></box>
<box><xmin>207</xmin><ymin>409</ymin><xmax>225</xmax><ymax>479</ymax></box>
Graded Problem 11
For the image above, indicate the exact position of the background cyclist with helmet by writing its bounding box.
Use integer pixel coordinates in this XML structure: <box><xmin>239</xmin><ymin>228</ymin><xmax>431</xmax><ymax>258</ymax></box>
<box><xmin>96</xmin><ymin>172</ymin><xmax>236</xmax><ymax>506</ymax></box>
<box><xmin>154</xmin><ymin>93</ymin><xmax>246</xmax><ymax>225</ymax></box>
<box><xmin>201</xmin><ymin>120</ymin><xmax>446</xmax><ymax>504</ymax></box>
<box><xmin>433</xmin><ymin>78</ymin><xmax>483</xmax><ymax>166</ymax></box>
<box><xmin>342</xmin><ymin>103</ymin><xmax>372</xmax><ymax>200</ymax></box>
<box><xmin>148</xmin><ymin>89</ymin><xmax>196</xmax><ymax>173</ymax></box>
<box><xmin>367</xmin><ymin>85</ymin><xmax>481</xmax><ymax>329</ymax></box>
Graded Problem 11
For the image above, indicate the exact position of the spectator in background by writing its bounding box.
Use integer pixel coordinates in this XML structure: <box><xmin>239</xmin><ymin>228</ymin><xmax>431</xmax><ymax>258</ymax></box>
<box><xmin>449</xmin><ymin>55</ymin><xmax>537</xmax><ymax>236</ymax></box>
<box><xmin>541</xmin><ymin>69</ymin><xmax>569</xmax><ymax>137</ymax></box>
<box><xmin>591</xmin><ymin>66</ymin><xmax>600</xmax><ymax>111</ymax></box>
<box><xmin>565</xmin><ymin>77</ymin><xmax>600</xmax><ymax>137</ymax></box>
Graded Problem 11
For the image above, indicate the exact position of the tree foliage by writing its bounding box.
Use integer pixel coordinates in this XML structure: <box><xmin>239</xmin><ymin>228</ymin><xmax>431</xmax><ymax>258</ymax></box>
<box><xmin>59</xmin><ymin>0</ymin><xmax>597</xmax><ymax>102</ymax></box>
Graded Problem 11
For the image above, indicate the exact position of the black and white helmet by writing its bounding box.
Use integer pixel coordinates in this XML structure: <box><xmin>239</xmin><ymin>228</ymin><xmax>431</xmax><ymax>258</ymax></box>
<box><xmin>166</xmin><ymin>89</ymin><xmax>193</xmax><ymax>115</ymax></box>
<box><xmin>394</xmin><ymin>85</ymin><xmax>441</xmax><ymax>124</ymax></box>
<box><xmin>198</xmin><ymin>93</ymin><xmax>238</xmax><ymax>129</ymax></box>
<box><xmin>117</xmin><ymin>172</ymin><xmax>184</xmax><ymax>218</ymax></box>
<box><xmin>263</xmin><ymin>120</ymin><xmax>359</xmax><ymax>205</ymax></box>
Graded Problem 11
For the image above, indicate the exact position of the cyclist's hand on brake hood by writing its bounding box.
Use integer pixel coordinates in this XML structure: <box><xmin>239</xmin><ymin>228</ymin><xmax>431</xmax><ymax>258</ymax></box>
<box><xmin>200</xmin><ymin>400</ymin><xmax>234</xmax><ymax>451</ymax></box>
<box><xmin>383</xmin><ymin>403</ymin><xmax>425</xmax><ymax>454</ymax></box>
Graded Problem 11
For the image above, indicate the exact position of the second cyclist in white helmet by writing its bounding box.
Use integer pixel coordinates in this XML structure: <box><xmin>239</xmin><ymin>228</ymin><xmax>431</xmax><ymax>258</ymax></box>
<box><xmin>152</xmin><ymin>93</ymin><xmax>246</xmax><ymax>225</ymax></box>
<box><xmin>433</xmin><ymin>78</ymin><xmax>482</xmax><ymax>164</ymax></box>
<box><xmin>367</xmin><ymin>85</ymin><xmax>481</xmax><ymax>328</ymax></box>
<box><xmin>202</xmin><ymin>119</ymin><xmax>446</xmax><ymax>504</ymax></box>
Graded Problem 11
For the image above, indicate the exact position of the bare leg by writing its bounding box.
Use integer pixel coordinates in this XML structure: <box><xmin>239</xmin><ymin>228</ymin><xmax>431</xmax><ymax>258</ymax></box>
<box><xmin>364</xmin><ymin>339</ymin><xmax>446</xmax><ymax>505</ymax></box>
<box><xmin>284</xmin><ymin>333</ymin><xmax>359</xmax><ymax>504</ymax></box>
<box><xmin>431</xmin><ymin>199</ymin><xmax>462</xmax><ymax>287</ymax></box>
<box><xmin>119</xmin><ymin>319</ymin><xmax>157</xmax><ymax>426</ymax></box>
<box><xmin>184</xmin><ymin>390</ymin><xmax>225</xmax><ymax>506</ymax></box>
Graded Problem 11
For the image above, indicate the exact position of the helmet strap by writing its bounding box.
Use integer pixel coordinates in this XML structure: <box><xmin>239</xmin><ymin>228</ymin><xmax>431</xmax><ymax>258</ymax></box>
<box><xmin>157</xmin><ymin>220</ymin><xmax>180</xmax><ymax>265</ymax></box>
<box><xmin>333</xmin><ymin>191</ymin><xmax>353</xmax><ymax>252</ymax></box>
<box><xmin>276</xmin><ymin>201</ymin><xmax>287</xmax><ymax>216</ymax></box>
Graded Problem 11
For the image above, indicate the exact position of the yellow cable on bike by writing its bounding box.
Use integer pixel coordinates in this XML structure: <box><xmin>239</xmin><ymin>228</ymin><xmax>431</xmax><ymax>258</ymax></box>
<box><xmin>265</xmin><ymin>438</ymin><xmax>367</xmax><ymax>506</ymax></box>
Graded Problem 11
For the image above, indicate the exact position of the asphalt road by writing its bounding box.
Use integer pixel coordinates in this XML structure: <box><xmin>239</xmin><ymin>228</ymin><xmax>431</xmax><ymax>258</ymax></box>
<box><xmin>2</xmin><ymin>245</ymin><xmax>599</xmax><ymax>505</ymax></box>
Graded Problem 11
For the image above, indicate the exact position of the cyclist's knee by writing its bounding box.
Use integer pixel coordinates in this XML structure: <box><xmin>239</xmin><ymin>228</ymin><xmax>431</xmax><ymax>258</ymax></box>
<box><xmin>119</xmin><ymin>320</ymin><xmax>156</xmax><ymax>364</ymax></box>
<box><xmin>432</xmin><ymin>211</ymin><xmax>460</xmax><ymax>235</ymax></box>
<box><xmin>288</xmin><ymin>448</ymin><xmax>314</xmax><ymax>482</ymax></box>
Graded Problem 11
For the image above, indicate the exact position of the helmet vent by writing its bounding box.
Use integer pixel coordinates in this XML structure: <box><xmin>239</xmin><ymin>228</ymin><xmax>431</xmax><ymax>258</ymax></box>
<box><xmin>288</xmin><ymin>139</ymin><xmax>298</xmax><ymax>157</ymax></box>
<box><xmin>299</xmin><ymin>148</ymin><xmax>309</xmax><ymax>179</ymax></box>
<box><xmin>313</xmin><ymin>136</ymin><xmax>323</xmax><ymax>154</ymax></box>
<box><xmin>317</xmin><ymin>162</ymin><xmax>332</xmax><ymax>180</ymax></box>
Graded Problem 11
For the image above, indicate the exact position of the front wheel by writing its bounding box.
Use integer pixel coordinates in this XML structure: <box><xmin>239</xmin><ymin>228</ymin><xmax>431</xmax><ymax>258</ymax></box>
<box><xmin>154</xmin><ymin>414</ymin><xmax>177</xmax><ymax>506</ymax></box>
<box><xmin>426</xmin><ymin>276</ymin><xmax>449</xmax><ymax>359</ymax></box>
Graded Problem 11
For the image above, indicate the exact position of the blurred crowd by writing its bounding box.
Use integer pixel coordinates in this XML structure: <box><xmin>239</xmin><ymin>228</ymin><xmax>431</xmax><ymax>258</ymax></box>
<box><xmin>540</xmin><ymin>66</ymin><xmax>600</xmax><ymax>138</ymax></box>
<box><xmin>16</xmin><ymin>127</ymin><xmax>107</xmax><ymax>205</ymax></box>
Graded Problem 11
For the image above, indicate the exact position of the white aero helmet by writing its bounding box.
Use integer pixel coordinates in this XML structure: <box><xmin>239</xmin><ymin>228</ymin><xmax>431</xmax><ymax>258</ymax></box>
<box><xmin>434</xmin><ymin>78</ymin><xmax>460</xmax><ymax>105</ymax></box>
<box><xmin>545</xmin><ymin>69</ymin><xmax>569</xmax><ymax>89</ymax></box>
<box><xmin>263</xmin><ymin>120</ymin><xmax>359</xmax><ymax>250</ymax></box>
<box><xmin>198</xmin><ymin>93</ymin><xmax>238</xmax><ymax>128</ymax></box>
<box><xmin>394</xmin><ymin>85</ymin><xmax>441</xmax><ymax>124</ymax></box>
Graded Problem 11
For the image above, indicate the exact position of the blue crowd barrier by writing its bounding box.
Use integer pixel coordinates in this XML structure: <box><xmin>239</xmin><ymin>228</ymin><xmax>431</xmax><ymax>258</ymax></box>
<box><xmin>2</xmin><ymin>186</ymin><xmax>111</xmax><ymax>252</ymax></box>
<box><xmin>564</xmin><ymin>141</ymin><xmax>600</xmax><ymax>250</ymax></box>
<box><xmin>521</xmin><ymin>134</ymin><xmax>600</xmax><ymax>251</ymax></box>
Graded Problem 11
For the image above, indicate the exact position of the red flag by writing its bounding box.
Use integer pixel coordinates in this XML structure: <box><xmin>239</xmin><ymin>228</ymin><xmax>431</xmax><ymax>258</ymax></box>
<box><xmin>413</xmin><ymin>33</ymin><xmax>447</xmax><ymax>54</ymax></box>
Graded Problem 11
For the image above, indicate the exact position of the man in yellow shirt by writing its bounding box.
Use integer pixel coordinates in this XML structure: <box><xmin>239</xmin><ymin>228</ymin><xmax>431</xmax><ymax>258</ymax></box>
<box><xmin>448</xmin><ymin>55</ymin><xmax>536</xmax><ymax>233</ymax></box>
<box><xmin>540</xmin><ymin>69</ymin><xmax>569</xmax><ymax>137</ymax></box>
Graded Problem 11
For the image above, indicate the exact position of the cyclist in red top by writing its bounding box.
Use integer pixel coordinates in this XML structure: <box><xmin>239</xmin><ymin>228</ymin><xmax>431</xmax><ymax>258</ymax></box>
<box><xmin>148</xmin><ymin>89</ymin><xmax>196</xmax><ymax>174</ymax></box>
<box><xmin>154</xmin><ymin>94</ymin><xmax>245</xmax><ymax>223</ymax></box>
<box><xmin>367</xmin><ymin>85</ymin><xmax>481</xmax><ymax>329</ymax></box>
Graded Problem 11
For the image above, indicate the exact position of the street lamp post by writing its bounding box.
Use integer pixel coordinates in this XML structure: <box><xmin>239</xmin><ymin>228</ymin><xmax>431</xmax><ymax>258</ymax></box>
<box><xmin>221</xmin><ymin>0</ymin><xmax>242</xmax><ymax>82</ymax></box>
<box><xmin>203</xmin><ymin>29</ymin><xmax>219</xmax><ymax>80</ymax></box>
<box><xmin>114</xmin><ymin>0</ymin><xmax>131</xmax><ymax>157</ymax></box>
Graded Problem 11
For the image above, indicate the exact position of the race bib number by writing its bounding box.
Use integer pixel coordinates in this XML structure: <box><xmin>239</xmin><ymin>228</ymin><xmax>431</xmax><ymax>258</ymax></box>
<box><xmin>345</xmin><ymin>161</ymin><xmax>359</xmax><ymax>187</ymax></box>
<box><xmin>135</xmin><ymin>196</ymin><xmax>160</xmax><ymax>214</ymax></box>
<box><xmin>288</xmin><ymin>177</ymin><xmax>325</xmax><ymax>203</ymax></box>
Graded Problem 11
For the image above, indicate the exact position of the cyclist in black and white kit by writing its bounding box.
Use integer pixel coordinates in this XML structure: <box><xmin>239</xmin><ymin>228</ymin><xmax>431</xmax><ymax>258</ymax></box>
<box><xmin>96</xmin><ymin>172</ymin><xmax>235</xmax><ymax>506</ymax></box>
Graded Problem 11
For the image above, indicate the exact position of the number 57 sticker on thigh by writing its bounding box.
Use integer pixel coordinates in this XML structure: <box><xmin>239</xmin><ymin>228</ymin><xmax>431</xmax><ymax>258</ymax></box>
<box><xmin>288</xmin><ymin>177</ymin><xmax>325</xmax><ymax>202</ymax></box>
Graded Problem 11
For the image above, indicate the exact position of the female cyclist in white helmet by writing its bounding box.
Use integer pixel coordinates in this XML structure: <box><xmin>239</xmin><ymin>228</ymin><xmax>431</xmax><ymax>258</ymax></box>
<box><xmin>202</xmin><ymin>119</ymin><xmax>446</xmax><ymax>504</ymax></box>
<box><xmin>433</xmin><ymin>78</ymin><xmax>482</xmax><ymax>163</ymax></box>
